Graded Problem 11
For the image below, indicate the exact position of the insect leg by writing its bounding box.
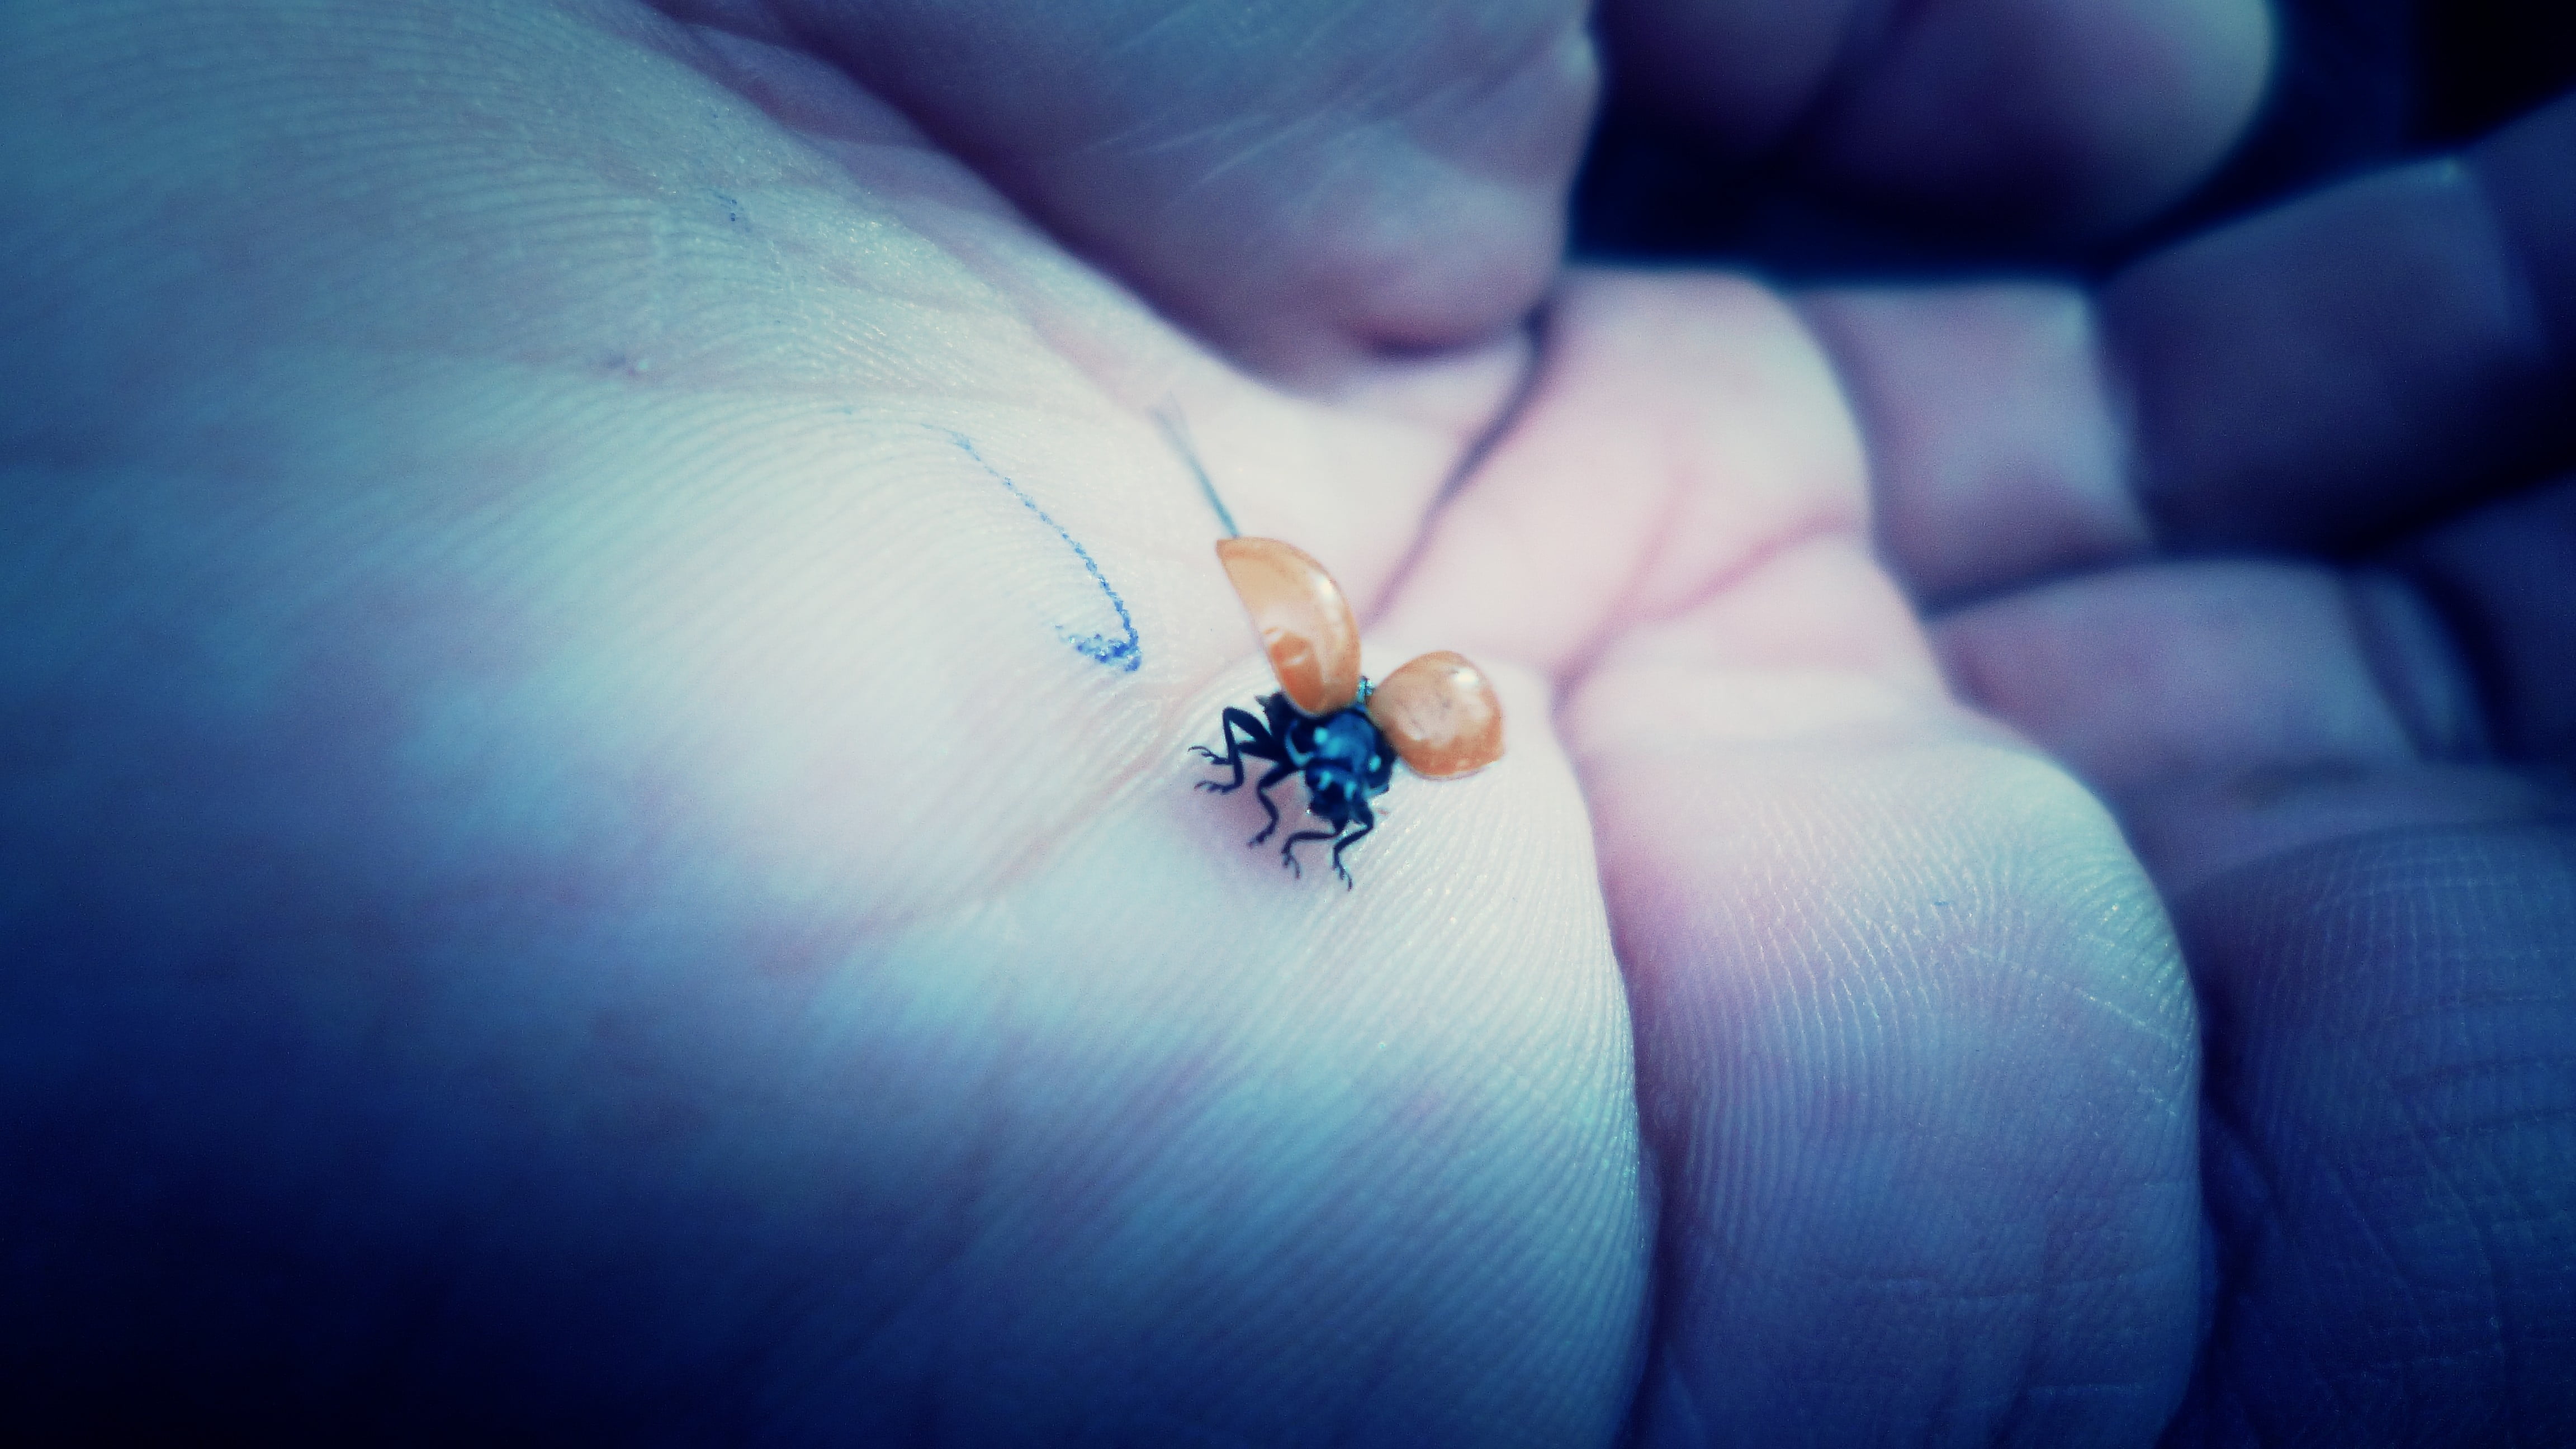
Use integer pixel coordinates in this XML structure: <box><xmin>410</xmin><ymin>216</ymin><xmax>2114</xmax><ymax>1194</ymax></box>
<box><xmin>1278</xmin><ymin>823</ymin><xmax>1343</xmax><ymax>880</ymax></box>
<box><xmin>1192</xmin><ymin>707</ymin><xmax>1275</xmax><ymax>793</ymax></box>
<box><xmin>1246</xmin><ymin>760</ymin><xmax>1297</xmax><ymax>846</ymax></box>
<box><xmin>1328</xmin><ymin>799</ymin><xmax>1376</xmax><ymax>888</ymax></box>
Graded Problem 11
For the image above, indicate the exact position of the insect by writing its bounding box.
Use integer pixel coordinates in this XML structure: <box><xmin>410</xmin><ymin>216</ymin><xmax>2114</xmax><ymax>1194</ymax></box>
<box><xmin>1195</xmin><ymin>536</ymin><xmax>1504</xmax><ymax>887</ymax></box>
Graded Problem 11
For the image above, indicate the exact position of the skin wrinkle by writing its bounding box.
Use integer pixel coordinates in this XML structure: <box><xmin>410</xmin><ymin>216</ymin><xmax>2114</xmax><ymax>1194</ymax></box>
<box><xmin>2395</xmin><ymin>479</ymin><xmax>2576</xmax><ymax>766</ymax></box>
<box><xmin>1986</xmin><ymin>948</ymin><xmax>2191</xmax><ymax>1108</ymax></box>
<box><xmin>1608</xmin><ymin>886</ymin><xmax>1708</xmax><ymax>1449</ymax></box>
<box><xmin>1622</xmin><ymin>520</ymin><xmax>1874</xmax><ymax>678</ymax></box>
<box><xmin>2336</xmin><ymin>567</ymin><xmax>2487</xmax><ymax>764</ymax></box>
<box><xmin>669</xmin><ymin>2</ymin><xmax>1589</xmax><ymax>373</ymax></box>
<box><xmin>1164</xmin><ymin>109</ymin><xmax>1328</xmax><ymax>194</ymax></box>
<box><xmin>1556</xmin><ymin>310</ymin><xmax>1873</xmax><ymax>702</ymax></box>
<box><xmin>1788</xmin><ymin>299</ymin><xmax>1909</xmax><ymax>570</ymax></box>
<box><xmin>2170</xmin><ymin>827</ymin><xmax>2576</xmax><ymax>1442</ymax></box>
<box><xmin>2081</xmin><ymin>287</ymin><xmax>2157</xmax><ymax>552</ymax></box>
<box><xmin>2069</xmin><ymin>278</ymin><xmax>2160</xmax><ymax>581</ymax></box>
<box><xmin>2227</xmin><ymin>1147</ymin><xmax>2376</xmax><ymax>1436</ymax></box>
<box><xmin>2385</xmin><ymin>1078</ymin><xmax>2522</xmax><ymax>1422</ymax></box>
<box><xmin>1372</xmin><ymin>15</ymin><xmax>1597</xmax><ymax>195</ymax></box>
<box><xmin>1598</xmin><ymin>736</ymin><xmax>2194</xmax><ymax>1442</ymax></box>
<box><xmin>2175</xmin><ymin>1116</ymin><xmax>2258</xmax><ymax>1442</ymax></box>
<box><xmin>1798</xmin><ymin>284</ymin><xmax>2153</xmax><ymax>612</ymax></box>
<box><xmin>2387</xmin><ymin>1049</ymin><xmax>2576</xmax><ymax>1095</ymax></box>
<box><xmin>2374</xmin><ymin>932</ymin><xmax>2563</xmax><ymax>1429</ymax></box>
<box><xmin>1100</xmin><ymin>0</ymin><xmax>1206</xmax><ymax>61</ymax></box>
<box><xmin>2461</xmin><ymin>144</ymin><xmax>2567</xmax><ymax>370</ymax></box>
<box><xmin>1618</xmin><ymin>947</ymin><xmax>1687</xmax><ymax>1449</ymax></box>
<box><xmin>1779</xmin><ymin>300</ymin><xmax>2017</xmax><ymax>603</ymax></box>
<box><xmin>1558</xmin><ymin>458</ymin><xmax>1702</xmax><ymax>695</ymax></box>
<box><xmin>2324</xmin><ymin>1139</ymin><xmax>2486</xmax><ymax>1436</ymax></box>
<box><xmin>1385</xmin><ymin>312</ymin><xmax>1549</xmax><ymax>529</ymax></box>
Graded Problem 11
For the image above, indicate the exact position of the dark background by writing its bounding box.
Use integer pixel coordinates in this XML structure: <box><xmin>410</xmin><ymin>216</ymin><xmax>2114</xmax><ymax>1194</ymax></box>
<box><xmin>1576</xmin><ymin>0</ymin><xmax>2576</xmax><ymax>274</ymax></box>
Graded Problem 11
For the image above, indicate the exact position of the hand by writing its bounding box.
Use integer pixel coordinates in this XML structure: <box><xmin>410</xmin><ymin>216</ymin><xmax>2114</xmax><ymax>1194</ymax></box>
<box><xmin>1542</xmin><ymin>6</ymin><xmax>2574</xmax><ymax>1437</ymax></box>
<box><xmin>1</xmin><ymin>2</ymin><xmax>1636</xmax><ymax>1438</ymax></box>
<box><xmin>1835</xmin><ymin>93</ymin><xmax>2576</xmax><ymax>1439</ymax></box>
<box><xmin>6</xmin><ymin>3</ymin><xmax>2568</xmax><ymax>1446</ymax></box>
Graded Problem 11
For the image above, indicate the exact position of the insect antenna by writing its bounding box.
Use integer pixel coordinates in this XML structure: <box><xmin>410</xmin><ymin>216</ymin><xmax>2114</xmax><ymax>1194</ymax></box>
<box><xmin>1154</xmin><ymin>401</ymin><xmax>1239</xmax><ymax>539</ymax></box>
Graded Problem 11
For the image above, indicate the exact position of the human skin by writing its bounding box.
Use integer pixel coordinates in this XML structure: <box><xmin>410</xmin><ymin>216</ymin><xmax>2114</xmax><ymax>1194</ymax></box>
<box><xmin>3</xmin><ymin>1</ymin><xmax>2568</xmax><ymax>1445</ymax></box>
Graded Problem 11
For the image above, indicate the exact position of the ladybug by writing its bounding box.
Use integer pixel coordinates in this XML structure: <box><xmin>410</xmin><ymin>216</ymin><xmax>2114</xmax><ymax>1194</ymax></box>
<box><xmin>1194</xmin><ymin>537</ymin><xmax>1504</xmax><ymax>886</ymax></box>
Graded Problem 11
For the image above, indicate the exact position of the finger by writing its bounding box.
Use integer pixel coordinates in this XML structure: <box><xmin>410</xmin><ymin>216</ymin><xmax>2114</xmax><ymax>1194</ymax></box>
<box><xmin>1799</xmin><ymin>282</ymin><xmax>2150</xmax><ymax>607</ymax></box>
<box><xmin>2103</xmin><ymin>89</ymin><xmax>2576</xmax><ymax>550</ymax></box>
<box><xmin>1598</xmin><ymin>0</ymin><xmax>2272</xmax><ymax>238</ymax></box>
<box><xmin>1936</xmin><ymin>562</ymin><xmax>2447</xmax><ymax>799</ymax></box>
<box><xmin>1923</xmin><ymin>552</ymin><xmax>2576</xmax><ymax>1441</ymax></box>
<box><xmin>1572</xmin><ymin>618</ymin><xmax>2203</xmax><ymax>1447</ymax></box>
<box><xmin>1805</xmin><ymin>93</ymin><xmax>2576</xmax><ymax>607</ymax></box>
<box><xmin>697</xmin><ymin>0</ymin><xmax>1598</xmax><ymax>380</ymax></box>
<box><xmin>1933</xmin><ymin>557</ymin><xmax>2576</xmax><ymax>895</ymax></box>
<box><xmin>1391</xmin><ymin>270</ymin><xmax>2203</xmax><ymax>1441</ymax></box>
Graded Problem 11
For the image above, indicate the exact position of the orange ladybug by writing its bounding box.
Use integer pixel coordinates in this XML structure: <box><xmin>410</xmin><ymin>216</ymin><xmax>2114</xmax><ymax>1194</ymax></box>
<box><xmin>1194</xmin><ymin>537</ymin><xmax>1503</xmax><ymax>886</ymax></box>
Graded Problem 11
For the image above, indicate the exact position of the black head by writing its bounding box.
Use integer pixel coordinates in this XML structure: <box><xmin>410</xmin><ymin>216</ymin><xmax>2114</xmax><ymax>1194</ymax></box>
<box><xmin>1290</xmin><ymin>705</ymin><xmax>1393</xmax><ymax>829</ymax></box>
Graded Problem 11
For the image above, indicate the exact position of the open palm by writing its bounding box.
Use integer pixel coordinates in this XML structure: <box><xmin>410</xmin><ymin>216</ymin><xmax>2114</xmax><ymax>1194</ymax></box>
<box><xmin>4</xmin><ymin>1</ymin><xmax>2566</xmax><ymax>1444</ymax></box>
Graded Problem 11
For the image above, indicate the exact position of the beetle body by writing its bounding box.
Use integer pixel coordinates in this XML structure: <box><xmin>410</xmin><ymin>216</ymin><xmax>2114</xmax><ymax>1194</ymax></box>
<box><xmin>1196</xmin><ymin>537</ymin><xmax>1503</xmax><ymax>887</ymax></box>
<box><xmin>1192</xmin><ymin>690</ymin><xmax>1395</xmax><ymax>886</ymax></box>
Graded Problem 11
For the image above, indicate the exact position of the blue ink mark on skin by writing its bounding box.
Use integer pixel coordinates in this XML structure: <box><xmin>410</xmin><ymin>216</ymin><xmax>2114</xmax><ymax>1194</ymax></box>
<box><xmin>943</xmin><ymin>429</ymin><xmax>1142</xmax><ymax>673</ymax></box>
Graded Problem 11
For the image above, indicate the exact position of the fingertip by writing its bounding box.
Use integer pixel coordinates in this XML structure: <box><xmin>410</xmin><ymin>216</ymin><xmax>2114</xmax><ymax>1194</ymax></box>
<box><xmin>1601</xmin><ymin>0</ymin><xmax>2277</xmax><ymax>240</ymax></box>
<box><xmin>1308</xmin><ymin>13</ymin><xmax>1601</xmax><ymax>359</ymax></box>
<box><xmin>775</xmin><ymin>0</ymin><xmax>1599</xmax><ymax>378</ymax></box>
<box><xmin>2470</xmin><ymin>91</ymin><xmax>2576</xmax><ymax>364</ymax></box>
<box><xmin>1809</xmin><ymin>0</ymin><xmax>2277</xmax><ymax>237</ymax></box>
<box><xmin>2103</xmin><ymin>142</ymin><xmax>2567</xmax><ymax>550</ymax></box>
<box><xmin>1283</xmin><ymin>159</ymin><xmax>1570</xmax><ymax>372</ymax></box>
